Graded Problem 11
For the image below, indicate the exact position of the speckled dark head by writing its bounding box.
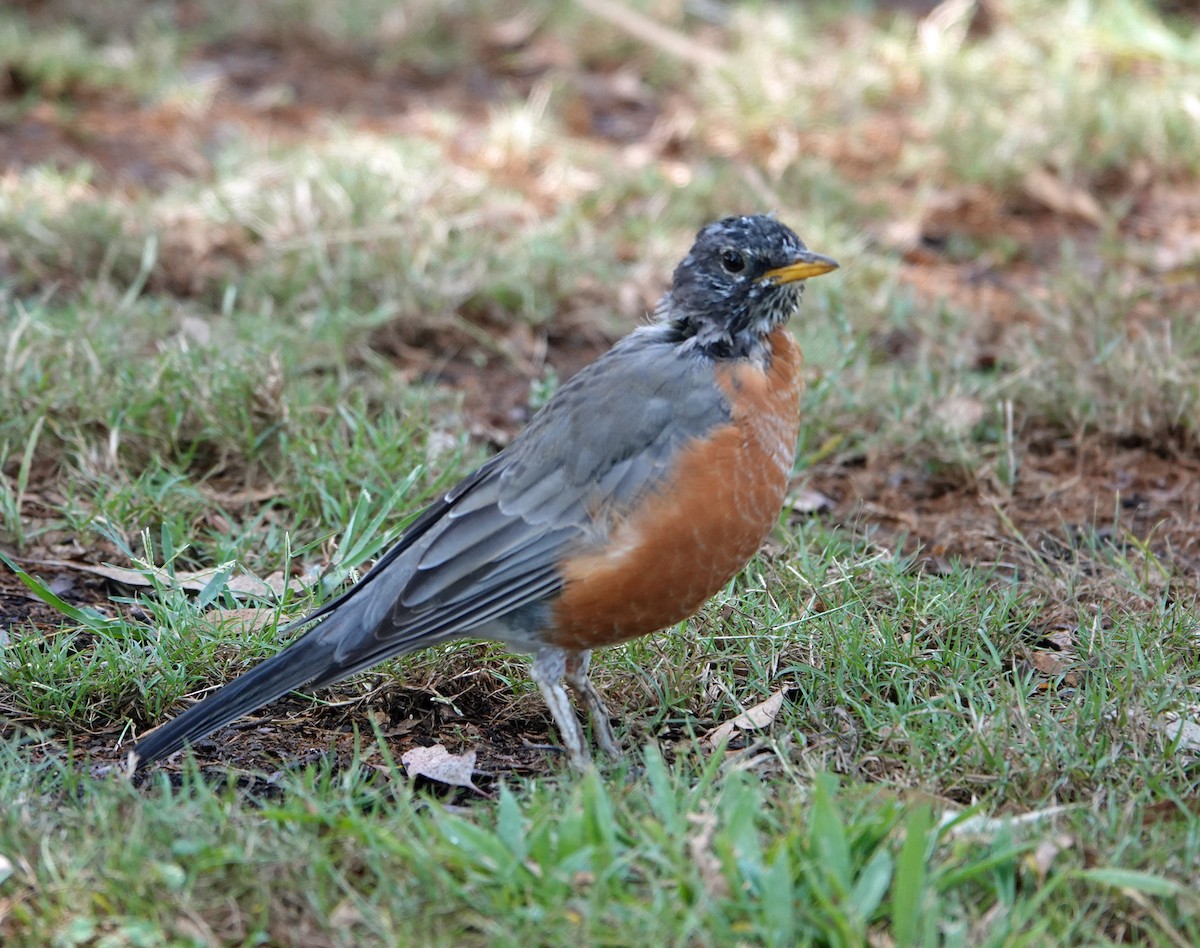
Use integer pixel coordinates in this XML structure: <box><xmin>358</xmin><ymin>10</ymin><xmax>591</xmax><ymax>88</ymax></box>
<box><xmin>658</xmin><ymin>215</ymin><xmax>837</xmax><ymax>359</ymax></box>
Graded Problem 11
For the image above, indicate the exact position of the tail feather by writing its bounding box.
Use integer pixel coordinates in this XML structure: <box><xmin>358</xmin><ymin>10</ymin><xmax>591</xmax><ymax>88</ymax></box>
<box><xmin>132</xmin><ymin>628</ymin><xmax>324</xmax><ymax>772</ymax></box>
<box><xmin>133</xmin><ymin>619</ymin><xmax>345</xmax><ymax>769</ymax></box>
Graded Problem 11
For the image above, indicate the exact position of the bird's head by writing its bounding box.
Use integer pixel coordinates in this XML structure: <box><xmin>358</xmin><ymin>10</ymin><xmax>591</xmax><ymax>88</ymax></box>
<box><xmin>660</xmin><ymin>215</ymin><xmax>838</xmax><ymax>359</ymax></box>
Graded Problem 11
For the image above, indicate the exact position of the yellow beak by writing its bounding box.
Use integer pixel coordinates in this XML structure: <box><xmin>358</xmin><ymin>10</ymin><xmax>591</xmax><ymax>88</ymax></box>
<box><xmin>763</xmin><ymin>250</ymin><xmax>839</xmax><ymax>285</ymax></box>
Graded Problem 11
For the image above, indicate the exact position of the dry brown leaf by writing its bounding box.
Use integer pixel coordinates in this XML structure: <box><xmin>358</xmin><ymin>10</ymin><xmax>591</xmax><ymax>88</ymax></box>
<box><xmin>1042</xmin><ymin>627</ymin><xmax>1076</xmax><ymax>651</ymax></box>
<box><xmin>705</xmin><ymin>689</ymin><xmax>786</xmax><ymax>748</ymax></box>
<box><xmin>328</xmin><ymin>898</ymin><xmax>366</xmax><ymax>930</ymax></box>
<box><xmin>401</xmin><ymin>744</ymin><xmax>479</xmax><ymax>791</ymax></box>
<box><xmin>46</xmin><ymin>560</ymin><xmax>222</xmax><ymax>592</ymax></box>
<box><xmin>1141</xmin><ymin>797</ymin><xmax>1200</xmax><ymax>825</ymax></box>
<box><xmin>34</xmin><ymin>558</ymin><xmax>314</xmax><ymax>599</ymax></box>
<box><xmin>1022</xmin><ymin>168</ymin><xmax>1105</xmax><ymax>225</ymax></box>
<box><xmin>196</xmin><ymin>484</ymin><xmax>284</xmax><ymax>506</ymax></box>
<box><xmin>1028</xmin><ymin>649</ymin><xmax>1072</xmax><ymax>678</ymax></box>
<box><xmin>1024</xmin><ymin>834</ymin><xmax>1074</xmax><ymax>884</ymax></box>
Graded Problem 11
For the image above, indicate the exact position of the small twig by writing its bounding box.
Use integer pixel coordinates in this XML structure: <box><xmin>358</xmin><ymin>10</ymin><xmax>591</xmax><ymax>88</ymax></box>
<box><xmin>577</xmin><ymin>0</ymin><xmax>727</xmax><ymax>70</ymax></box>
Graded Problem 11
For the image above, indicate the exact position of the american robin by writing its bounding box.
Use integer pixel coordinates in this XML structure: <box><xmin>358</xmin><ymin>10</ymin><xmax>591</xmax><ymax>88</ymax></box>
<box><xmin>131</xmin><ymin>215</ymin><xmax>838</xmax><ymax>772</ymax></box>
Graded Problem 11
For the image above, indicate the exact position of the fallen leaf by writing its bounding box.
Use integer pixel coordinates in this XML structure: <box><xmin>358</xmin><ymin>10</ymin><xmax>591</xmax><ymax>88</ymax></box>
<box><xmin>705</xmin><ymin>690</ymin><xmax>787</xmax><ymax>748</ymax></box>
<box><xmin>1042</xmin><ymin>627</ymin><xmax>1075</xmax><ymax>650</ymax></box>
<box><xmin>30</xmin><ymin>558</ymin><xmax>315</xmax><ymax>599</ymax></box>
<box><xmin>1027</xmin><ymin>649</ymin><xmax>1079</xmax><ymax>686</ymax></box>
<box><xmin>1024</xmin><ymin>834</ymin><xmax>1074</xmax><ymax>884</ymax></box>
<box><xmin>1159</xmin><ymin>710</ymin><xmax>1200</xmax><ymax>754</ymax></box>
<box><xmin>401</xmin><ymin>744</ymin><xmax>479</xmax><ymax>791</ymax></box>
<box><xmin>329</xmin><ymin>898</ymin><xmax>365</xmax><ymax>930</ymax></box>
<box><xmin>1022</xmin><ymin>168</ymin><xmax>1105</xmax><ymax>225</ymax></box>
<box><xmin>196</xmin><ymin>484</ymin><xmax>283</xmax><ymax>506</ymax></box>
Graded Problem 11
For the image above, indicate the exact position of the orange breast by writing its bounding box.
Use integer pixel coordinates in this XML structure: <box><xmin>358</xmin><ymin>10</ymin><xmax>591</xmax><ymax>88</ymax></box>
<box><xmin>550</xmin><ymin>329</ymin><xmax>803</xmax><ymax>650</ymax></box>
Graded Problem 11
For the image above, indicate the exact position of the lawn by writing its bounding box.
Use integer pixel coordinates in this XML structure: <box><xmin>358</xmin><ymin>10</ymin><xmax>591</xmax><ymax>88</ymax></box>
<box><xmin>1</xmin><ymin>0</ymin><xmax>1199</xmax><ymax>944</ymax></box>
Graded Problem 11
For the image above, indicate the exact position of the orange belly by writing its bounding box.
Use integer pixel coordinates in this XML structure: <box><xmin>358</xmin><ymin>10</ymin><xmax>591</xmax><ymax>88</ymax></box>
<box><xmin>550</xmin><ymin>329</ymin><xmax>803</xmax><ymax>650</ymax></box>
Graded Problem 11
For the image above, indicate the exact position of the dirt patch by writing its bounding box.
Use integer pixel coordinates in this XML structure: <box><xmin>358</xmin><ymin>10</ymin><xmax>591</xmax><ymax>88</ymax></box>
<box><xmin>371</xmin><ymin>315</ymin><xmax>612</xmax><ymax>447</ymax></box>
<box><xmin>9</xmin><ymin>662</ymin><xmax>578</xmax><ymax>791</ymax></box>
<box><xmin>196</xmin><ymin>31</ymin><xmax>516</xmax><ymax>124</ymax></box>
<box><xmin>805</xmin><ymin>428</ymin><xmax>1200</xmax><ymax>602</ymax></box>
<box><xmin>0</xmin><ymin>563</ymin><xmax>119</xmax><ymax>634</ymax></box>
<box><xmin>0</xmin><ymin>98</ymin><xmax>210</xmax><ymax>189</ymax></box>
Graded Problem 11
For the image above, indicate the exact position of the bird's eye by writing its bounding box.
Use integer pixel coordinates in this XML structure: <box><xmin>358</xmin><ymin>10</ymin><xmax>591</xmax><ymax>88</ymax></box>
<box><xmin>720</xmin><ymin>249</ymin><xmax>746</xmax><ymax>273</ymax></box>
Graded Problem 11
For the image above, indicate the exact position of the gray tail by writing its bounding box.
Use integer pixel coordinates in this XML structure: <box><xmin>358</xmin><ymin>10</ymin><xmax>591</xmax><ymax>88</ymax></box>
<box><xmin>130</xmin><ymin>481</ymin><xmax>477</xmax><ymax>770</ymax></box>
<box><xmin>132</xmin><ymin>614</ymin><xmax>352</xmax><ymax>770</ymax></box>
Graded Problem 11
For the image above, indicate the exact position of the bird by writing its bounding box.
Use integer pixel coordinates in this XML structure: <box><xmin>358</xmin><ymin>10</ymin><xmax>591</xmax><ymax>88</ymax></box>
<box><xmin>130</xmin><ymin>215</ymin><xmax>838</xmax><ymax>773</ymax></box>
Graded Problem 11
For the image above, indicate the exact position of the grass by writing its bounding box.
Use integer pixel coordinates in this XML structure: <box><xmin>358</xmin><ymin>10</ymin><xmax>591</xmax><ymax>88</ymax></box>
<box><xmin>3</xmin><ymin>0</ymin><xmax>1200</xmax><ymax>943</ymax></box>
<box><xmin>3</xmin><ymin>711</ymin><xmax>1197</xmax><ymax>944</ymax></box>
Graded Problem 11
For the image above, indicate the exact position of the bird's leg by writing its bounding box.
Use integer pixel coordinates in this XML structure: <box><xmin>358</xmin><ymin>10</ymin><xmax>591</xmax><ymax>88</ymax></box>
<box><xmin>530</xmin><ymin>648</ymin><xmax>592</xmax><ymax>771</ymax></box>
<box><xmin>564</xmin><ymin>650</ymin><xmax>621</xmax><ymax>760</ymax></box>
